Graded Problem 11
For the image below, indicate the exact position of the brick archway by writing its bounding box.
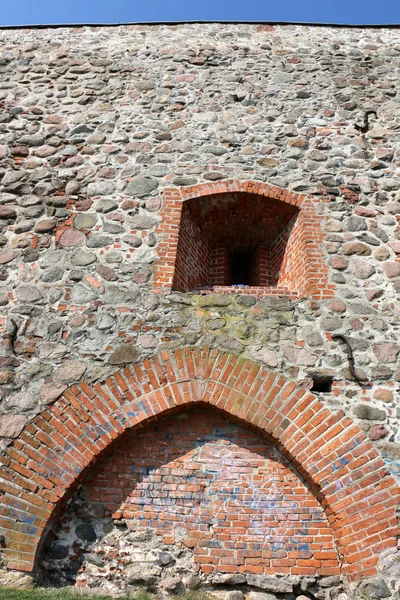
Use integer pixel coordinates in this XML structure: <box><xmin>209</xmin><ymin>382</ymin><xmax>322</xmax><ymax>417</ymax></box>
<box><xmin>154</xmin><ymin>180</ymin><xmax>335</xmax><ymax>299</ymax></box>
<box><xmin>1</xmin><ymin>348</ymin><xmax>398</xmax><ymax>582</ymax></box>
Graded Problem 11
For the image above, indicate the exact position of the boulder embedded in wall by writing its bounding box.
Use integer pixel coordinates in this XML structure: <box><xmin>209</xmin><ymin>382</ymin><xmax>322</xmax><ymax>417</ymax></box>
<box><xmin>246</xmin><ymin>575</ymin><xmax>293</xmax><ymax>593</ymax></box>
<box><xmin>358</xmin><ymin>579</ymin><xmax>391</xmax><ymax>600</ymax></box>
<box><xmin>353</xmin><ymin>405</ymin><xmax>386</xmax><ymax>421</ymax></box>
<box><xmin>373</xmin><ymin>342</ymin><xmax>399</xmax><ymax>363</ymax></box>
<box><xmin>58</xmin><ymin>360</ymin><xmax>87</xmax><ymax>383</ymax></box>
<box><xmin>108</xmin><ymin>343</ymin><xmax>140</xmax><ymax>365</ymax></box>
<box><xmin>40</xmin><ymin>382</ymin><xmax>68</xmax><ymax>405</ymax></box>
<box><xmin>282</xmin><ymin>345</ymin><xmax>316</xmax><ymax>366</ymax></box>
<box><xmin>5</xmin><ymin>391</ymin><xmax>36</xmax><ymax>411</ymax></box>
<box><xmin>0</xmin><ymin>414</ymin><xmax>27</xmax><ymax>438</ymax></box>
<box><xmin>124</xmin><ymin>177</ymin><xmax>158</xmax><ymax>197</ymax></box>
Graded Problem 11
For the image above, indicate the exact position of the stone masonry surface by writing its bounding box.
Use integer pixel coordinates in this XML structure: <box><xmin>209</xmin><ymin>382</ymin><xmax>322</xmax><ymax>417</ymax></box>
<box><xmin>0</xmin><ymin>22</ymin><xmax>399</xmax><ymax>598</ymax></box>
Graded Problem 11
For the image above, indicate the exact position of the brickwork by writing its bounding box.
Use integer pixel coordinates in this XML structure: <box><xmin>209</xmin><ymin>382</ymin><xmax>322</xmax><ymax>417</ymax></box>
<box><xmin>0</xmin><ymin>349</ymin><xmax>398</xmax><ymax>583</ymax></box>
<box><xmin>57</xmin><ymin>408</ymin><xmax>340</xmax><ymax>577</ymax></box>
<box><xmin>155</xmin><ymin>182</ymin><xmax>334</xmax><ymax>298</ymax></box>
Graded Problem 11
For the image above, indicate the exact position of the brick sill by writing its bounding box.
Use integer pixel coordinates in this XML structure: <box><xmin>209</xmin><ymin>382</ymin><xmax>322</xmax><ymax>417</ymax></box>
<box><xmin>195</xmin><ymin>285</ymin><xmax>298</xmax><ymax>298</ymax></box>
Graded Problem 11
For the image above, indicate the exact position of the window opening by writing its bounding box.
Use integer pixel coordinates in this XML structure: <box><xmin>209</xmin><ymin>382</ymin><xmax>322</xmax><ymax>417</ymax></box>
<box><xmin>311</xmin><ymin>375</ymin><xmax>333</xmax><ymax>393</ymax></box>
<box><xmin>230</xmin><ymin>251</ymin><xmax>252</xmax><ymax>286</ymax></box>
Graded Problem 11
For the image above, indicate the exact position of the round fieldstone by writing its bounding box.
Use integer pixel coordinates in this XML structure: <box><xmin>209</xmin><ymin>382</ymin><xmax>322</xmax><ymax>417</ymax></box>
<box><xmin>130</xmin><ymin>214</ymin><xmax>158</xmax><ymax>229</ymax></box>
<box><xmin>15</xmin><ymin>285</ymin><xmax>42</xmax><ymax>303</ymax></box>
<box><xmin>383</xmin><ymin>262</ymin><xmax>400</xmax><ymax>278</ymax></box>
<box><xmin>0</xmin><ymin>414</ymin><xmax>27</xmax><ymax>438</ymax></box>
<box><xmin>46</xmin><ymin>543</ymin><xmax>69</xmax><ymax>560</ymax></box>
<box><xmin>353</xmin><ymin>260</ymin><xmax>375</xmax><ymax>279</ymax></box>
<box><xmin>342</xmin><ymin>241</ymin><xmax>371</xmax><ymax>256</ymax></box>
<box><xmin>353</xmin><ymin>404</ymin><xmax>386</xmax><ymax>421</ymax></box>
<box><xmin>74</xmin><ymin>213</ymin><xmax>98</xmax><ymax>229</ymax></box>
<box><xmin>124</xmin><ymin>177</ymin><xmax>158</xmax><ymax>198</ymax></box>
<box><xmin>122</xmin><ymin>234</ymin><xmax>142</xmax><ymax>247</ymax></box>
<box><xmin>373</xmin><ymin>342</ymin><xmax>399</xmax><ymax>363</ymax></box>
<box><xmin>86</xmin><ymin>234</ymin><xmax>113</xmax><ymax>248</ymax></box>
<box><xmin>6</xmin><ymin>391</ymin><xmax>36</xmax><ymax>412</ymax></box>
<box><xmin>40</xmin><ymin>382</ymin><xmax>68</xmax><ymax>405</ymax></box>
<box><xmin>34</xmin><ymin>219</ymin><xmax>57</xmax><ymax>233</ymax></box>
<box><xmin>108</xmin><ymin>343</ymin><xmax>140</xmax><ymax>365</ymax></box>
<box><xmin>58</xmin><ymin>360</ymin><xmax>87</xmax><ymax>383</ymax></box>
<box><xmin>344</xmin><ymin>216</ymin><xmax>368</xmax><ymax>231</ymax></box>
<box><xmin>0</xmin><ymin>250</ymin><xmax>17</xmax><ymax>264</ymax></box>
<box><xmin>146</xmin><ymin>196</ymin><xmax>161</xmax><ymax>211</ymax></box>
<box><xmin>59</xmin><ymin>229</ymin><xmax>86</xmax><ymax>247</ymax></box>
<box><xmin>87</xmin><ymin>181</ymin><xmax>116</xmax><ymax>196</ymax></box>
<box><xmin>71</xmin><ymin>250</ymin><xmax>97</xmax><ymax>266</ymax></box>
<box><xmin>72</xmin><ymin>284</ymin><xmax>99</xmax><ymax>304</ymax></box>
<box><xmin>0</xmin><ymin>206</ymin><xmax>17</xmax><ymax>220</ymax></box>
<box><xmin>75</xmin><ymin>523</ymin><xmax>97</xmax><ymax>542</ymax></box>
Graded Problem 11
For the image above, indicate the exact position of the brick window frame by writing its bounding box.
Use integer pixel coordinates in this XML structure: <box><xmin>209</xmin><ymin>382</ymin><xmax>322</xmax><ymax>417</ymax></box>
<box><xmin>154</xmin><ymin>180</ymin><xmax>335</xmax><ymax>299</ymax></box>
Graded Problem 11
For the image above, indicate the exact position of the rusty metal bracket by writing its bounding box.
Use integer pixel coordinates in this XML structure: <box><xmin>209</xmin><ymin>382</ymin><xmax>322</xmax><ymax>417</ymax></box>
<box><xmin>354</xmin><ymin>110</ymin><xmax>377</xmax><ymax>134</ymax></box>
<box><xmin>332</xmin><ymin>334</ymin><xmax>367</xmax><ymax>384</ymax></box>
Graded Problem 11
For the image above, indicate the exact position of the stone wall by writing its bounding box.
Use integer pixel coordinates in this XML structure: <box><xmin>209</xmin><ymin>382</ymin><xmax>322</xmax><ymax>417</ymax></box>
<box><xmin>0</xmin><ymin>22</ymin><xmax>400</xmax><ymax>596</ymax></box>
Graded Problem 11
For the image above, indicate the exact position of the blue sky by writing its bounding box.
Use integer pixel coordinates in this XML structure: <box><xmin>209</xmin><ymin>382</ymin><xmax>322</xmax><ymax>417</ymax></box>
<box><xmin>0</xmin><ymin>0</ymin><xmax>399</xmax><ymax>27</ymax></box>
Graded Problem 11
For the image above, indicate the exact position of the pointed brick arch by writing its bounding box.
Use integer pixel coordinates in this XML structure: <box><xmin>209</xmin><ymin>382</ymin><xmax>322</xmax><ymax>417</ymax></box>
<box><xmin>154</xmin><ymin>179</ymin><xmax>335</xmax><ymax>298</ymax></box>
<box><xmin>0</xmin><ymin>349</ymin><xmax>398</xmax><ymax>582</ymax></box>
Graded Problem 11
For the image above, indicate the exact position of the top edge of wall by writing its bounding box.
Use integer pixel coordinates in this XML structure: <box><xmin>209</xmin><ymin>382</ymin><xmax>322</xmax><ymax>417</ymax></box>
<box><xmin>0</xmin><ymin>20</ymin><xmax>400</xmax><ymax>31</ymax></box>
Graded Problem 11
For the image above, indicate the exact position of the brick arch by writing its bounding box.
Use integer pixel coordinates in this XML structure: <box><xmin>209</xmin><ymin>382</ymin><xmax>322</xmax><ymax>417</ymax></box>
<box><xmin>154</xmin><ymin>179</ymin><xmax>335</xmax><ymax>298</ymax></box>
<box><xmin>1</xmin><ymin>349</ymin><xmax>398</xmax><ymax>582</ymax></box>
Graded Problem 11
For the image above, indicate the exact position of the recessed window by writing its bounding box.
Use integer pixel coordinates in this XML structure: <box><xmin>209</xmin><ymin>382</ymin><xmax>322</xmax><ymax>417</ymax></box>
<box><xmin>171</xmin><ymin>191</ymin><xmax>299</xmax><ymax>293</ymax></box>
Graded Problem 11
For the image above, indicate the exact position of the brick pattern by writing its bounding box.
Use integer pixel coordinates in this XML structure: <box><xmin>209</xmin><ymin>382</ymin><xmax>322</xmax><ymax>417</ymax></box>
<box><xmin>154</xmin><ymin>181</ymin><xmax>335</xmax><ymax>299</ymax></box>
<box><xmin>0</xmin><ymin>348</ymin><xmax>398</xmax><ymax>581</ymax></box>
<box><xmin>88</xmin><ymin>409</ymin><xmax>339</xmax><ymax>576</ymax></box>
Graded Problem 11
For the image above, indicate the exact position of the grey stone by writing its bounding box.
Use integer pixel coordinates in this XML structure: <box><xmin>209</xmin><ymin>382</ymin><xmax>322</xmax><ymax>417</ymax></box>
<box><xmin>247</xmin><ymin>593</ymin><xmax>277</xmax><ymax>600</ymax></box>
<box><xmin>217</xmin><ymin>335</ymin><xmax>245</xmax><ymax>353</ymax></box>
<box><xmin>34</xmin><ymin>219</ymin><xmax>57</xmax><ymax>233</ymax></box>
<box><xmin>86</xmin><ymin>554</ymin><xmax>105</xmax><ymax>567</ymax></box>
<box><xmin>87</xmin><ymin>181</ymin><xmax>116</xmax><ymax>196</ymax></box>
<box><xmin>345</xmin><ymin>217</ymin><xmax>368</xmax><ymax>231</ymax></box>
<box><xmin>261</xmin><ymin>296</ymin><xmax>294</xmax><ymax>311</ymax></box>
<box><xmin>109</xmin><ymin>343</ymin><xmax>140</xmax><ymax>365</ymax></box>
<box><xmin>130</xmin><ymin>214</ymin><xmax>158</xmax><ymax>229</ymax></box>
<box><xmin>126</xmin><ymin>564</ymin><xmax>161</xmax><ymax>586</ymax></box>
<box><xmin>14</xmin><ymin>219</ymin><xmax>34</xmax><ymax>234</ymax></box>
<box><xmin>18</xmin><ymin>134</ymin><xmax>45</xmax><ymax>146</ymax></box>
<box><xmin>15</xmin><ymin>285</ymin><xmax>42</xmax><ymax>303</ymax></box>
<box><xmin>75</xmin><ymin>523</ymin><xmax>97</xmax><ymax>542</ymax></box>
<box><xmin>162</xmin><ymin>577</ymin><xmax>185</xmax><ymax>595</ymax></box>
<box><xmin>39</xmin><ymin>342</ymin><xmax>68</xmax><ymax>360</ymax></box>
<box><xmin>214</xmin><ymin>574</ymin><xmax>246</xmax><ymax>585</ymax></box>
<box><xmin>74</xmin><ymin>213</ymin><xmax>98</xmax><ymax>229</ymax></box>
<box><xmin>94</xmin><ymin>199</ymin><xmax>118</xmax><ymax>213</ymax></box>
<box><xmin>72</xmin><ymin>284</ymin><xmax>99</xmax><ymax>304</ymax></box>
<box><xmin>158</xmin><ymin>551</ymin><xmax>175</xmax><ymax>566</ymax></box>
<box><xmin>71</xmin><ymin>250</ymin><xmax>97</xmax><ymax>266</ymax></box>
<box><xmin>353</xmin><ymin>405</ymin><xmax>386</xmax><ymax>421</ymax></box>
<box><xmin>122</xmin><ymin>234</ymin><xmax>142</xmax><ymax>247</ymax></box>
<box><xmin>358</xmin><ymin>579</ymin><xmax>391</xmax><ymax>600</ymax></box>
<box><xmin>0</xmin><ymin>414</ymin><xmax>27</xmax><ymax>438</ymax></box>
<box><xmin>86</xmin><ymin>234</ymin><xmax>113</xmax><ymax>248</ymax></box>
<box><xmin>246</xmin><ymin>575</ymin><xmax>293</xmax><ymax>593</ymax></box>
<box><xmin>124</xmin><ymin>177</ymin><xmax>158</xmax><ymax>197</ymax></box>
<box><xmin>41</xmin><ymin>267</ymin><xmax>64</xmax><ymax>283</ymax></box>
<box><xmin>46</xmin><ymin>544</ymin><xmax>69</xmax><ymax>560</ymax></box>
<box><xmin>6</xmin><ymin>391</ymin><xmax>36</xmax><ymax>412</ymax></box>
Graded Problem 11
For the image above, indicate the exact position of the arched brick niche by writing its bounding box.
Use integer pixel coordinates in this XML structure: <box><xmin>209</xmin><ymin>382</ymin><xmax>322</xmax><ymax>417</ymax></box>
<box><xmin>44</xmin><ymin>408</ymin><xmax>340</xmax><ymax>582</ymax></box>
<box><xmin>154</xmin><ymin>180</ymin><xmax>335</xmax><ymax>299</ymax></box>
<box><xmin>0</xmin><ymin>349</ymin><xmax>398</xmax><ymax>583</ymax></box>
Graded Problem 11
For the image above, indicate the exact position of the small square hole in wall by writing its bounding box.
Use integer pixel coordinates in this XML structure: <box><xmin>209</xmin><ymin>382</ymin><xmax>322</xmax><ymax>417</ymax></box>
<box><xmin>311</xmin><ymin>375</ymin><xmax>333</xmax><ymax>393</ymax></box>
<box><xmin>231</xmin><ymin>251</ymin><xmax>252</xmax><ymax>285</ymax></box>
